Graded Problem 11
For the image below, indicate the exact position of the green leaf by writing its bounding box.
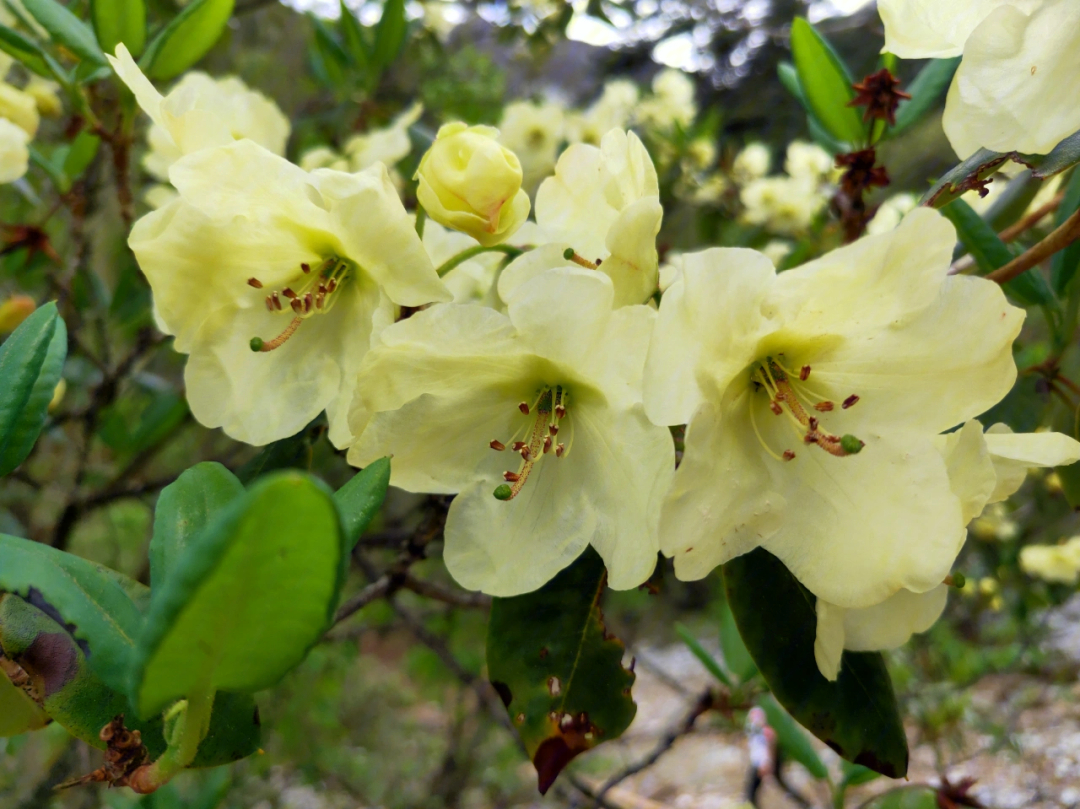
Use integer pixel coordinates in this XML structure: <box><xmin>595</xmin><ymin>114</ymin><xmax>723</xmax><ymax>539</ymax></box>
<box><xmin>131</xmin><ymin>472</ymin><xmax>346</xmax><ymax>717</ymax></box>
<box><xmin>235</xmin><ymin>417</ymin><xmax>323</xmax><ymax>484</ymax></box>
<box><xmin>0</xmin><ymin>533</ymin><xmax>144</xmax><ymax>694</ymax></box>
<box><xmin>0</xmin><ymin>645</ymin><xmax>50</xmax><ymax>737</ymax></box>
<box><xmin>61</xmin><ymin>129</ymin><xmax>100</xmax><ymax>182</ymax></box>
<box><xmin>922</xmin><ymin>148</ymin><xmax>1013</xmax><ymax>208</ymax></box>
<box><xmin>311</xmin><ymin>13</ymin><xmax>349</xmax><ymax>86</ymax></box>
<box><xmin>334</xmin><ymin>457</ymin><xmax>390</xmax><ymax>550</ymax></box>
<box><xmin>486</xmin><ymin>547</ymin><xmax>636</xmax><ymax>795</ymax></box>
<box><xmin>757</xmin><ymin>694</ymin><xmax>828</xmax><ymax>780</ymax></box>
<box><xmin>790</xmin><ymin>18</ymin><xmax>865</xmax><ymax>147</ymax></box>
<box><xmin>21</xmin><ymin>0</ymin><xmax>107</xmax><ymax>65</ymax></box>
<box><xmin>338</xmin><ymin>0</ymin><xmax>369</xmax><ymax>70</ymax></box>
<box><xmin>98</xmin><ymin>388</ymin><xmax>188</xmax><ymax>456</ymax></box>
<box><xmin>373</xmin><ymin>0</ymin><xmax>405</xmax><ymax>68</ymax></box>
<box><xmin>940</xmin><ymin>198</ymin><xmax>1054</xmax><ymax>306</ymax></box>
<box><xmin>150</xmin><ymin>462</ymin><xmax>244</xmax><ymax>590</ymax></box>
<box><xmin>841</xmin><ymin>760</ymin><xmax>882</xmax><ymax>787</ymax></box>
<box><xmin>674</xmin><ymin>622</ymin><xmax>732</xmax><ymax>688</ymax></box>
<box><xmin>0</xmin><ymin>593</ymin><xmax>259</xmax><ymax>764</ymax></box>
<box><xmin>0</xmin><ymin>23</ymin><xmax>57</xmax><ymax>78</ymax></box>
<box><xmin>1026</xmin><ymin>127</ymin><xmax>1080</xmax><ymax>179</ymax></box>
<box><xmin>1051</xmin><ymin>168</ymin><xmax>1080</xmax><ymax>295</ymax></box>
<box><xmin>718</xmin><ymin>600</ymin><xmax>756</xmax><ymax>684</ymax></box>
<box><xmin>891</xmin><ymin>57</ymin><xmax>960</xmax><ymax>136</ymax></box>
<box><xmin>140</xmin><ymin>0</ymin><xmax>234</xmax><ymax>81</ymax></box>
<box><xmin>0</xmin><ymin>302</ymin><xmax>67</xmax><ymax>477</ymax></box>
<box><xmin>724</xmin><ymin>548</ymin><xmax>908</xmax><ymax>778</ymax></box>
<box><xmin>860</xmin><ymin>787</ymin><xmax>939</xmax><ymax>809</ymax></box>
<box><xmin>778</xmin><ymin>61</ymin><xmax>847</xmax><ymax>154</ymax></box>
<box><xmin>90</xmin><ymin>0</ymin><xmax>146</xmax><ymax>57</ymax></box>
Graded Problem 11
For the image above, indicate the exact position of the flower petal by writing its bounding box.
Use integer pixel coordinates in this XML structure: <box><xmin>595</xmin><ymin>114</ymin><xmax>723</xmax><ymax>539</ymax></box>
<box><xmin>940</xmin><ymin>419</ymin><xmax>997</xmax><ymax>525</ymax></box>
<box><xmin>603</xmin><ymin>195</ymin><xmax>663</xmax><ymax>307</ymax></box>
<box><xmin>814</xmin><ymin>600</ymin><xmax>846</xmax><ymax>682</ymax></box>
<box><xmin>842</xmin><ymin>585</ymin><xmax>949</xmax><ymax>651</ymax></box>
<box><xmin>984</xmin><ymin>423</ymin><xmax>1080</xmax><ymax>502</ymax></box>
<box><xmin>877</xmin><ymin>0</ymin><xmax>1042</xmax><ymax>59</ymax></box>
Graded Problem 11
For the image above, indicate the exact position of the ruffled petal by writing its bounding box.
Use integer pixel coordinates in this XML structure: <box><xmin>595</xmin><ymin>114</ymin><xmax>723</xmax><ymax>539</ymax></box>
<box><xmin>984</xmin><ymin>423</ymin><xmax>1080</xmax><ymax>502</ymax></box>
<box><xmin>814</xmin><ymin>600</ymin><xmax>846</xmax><ymax>681</ymax></box>
<box><xmin>603</xmin><ymin>195</ymin><xmax>662</xmax><ymax>307</ymax></box>
<box><xmin>842</xmin><ymin>585</ymin><xmax>949</xmax><ymax>651</ymax></box>
<box><xmin>877</xmin><ymin>0</ymin><xmax>1042</xmax><ymax>59</ymax></box>
<box><xmin>940</xmin><ymin>419</ymin><xmax>997</xmax><ymax>525</ymax></box>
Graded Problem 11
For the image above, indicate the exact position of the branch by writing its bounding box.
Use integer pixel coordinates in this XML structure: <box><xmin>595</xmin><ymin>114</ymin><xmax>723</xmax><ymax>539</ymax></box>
<box><xmin>988</xmin><ymin>207</ymin><xmax>1080</xmax><ymax>286</ymax></box>
<box><xmin>400</xmin><ymin>574</ymin><xmax>491</xmax><ymax>609</ymax></box>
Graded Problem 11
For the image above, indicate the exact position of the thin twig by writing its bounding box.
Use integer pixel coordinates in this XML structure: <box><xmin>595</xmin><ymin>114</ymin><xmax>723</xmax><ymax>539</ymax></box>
<box><xmin>400</xmin><ymin>574</ymin><xmax>491</xmax><ymax>609</ymax></box>
<box><xmin>333</xmin><ymin>576</ymin><xmax>392</xmax><ymax>623</ymax></box>
<box><xmin>999</xmin><ymin>191</ymin><xmax>1065</xmax><ymax>242</ymax></box>
<box><xmin>987</xmin><ymin>207</ymin><xmax>1080</xmax><ymax>285</ymax></box>
<box><xmin>591</xmin><ymin>689</ymin><xmax>715</xmax><ymax>806</ymax></box>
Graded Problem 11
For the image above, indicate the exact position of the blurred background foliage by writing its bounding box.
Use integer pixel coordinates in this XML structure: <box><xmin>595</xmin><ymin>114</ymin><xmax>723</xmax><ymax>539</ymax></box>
<box><xmin>3</xmin><ymin>1</ymin><xmax>1080</xmax><ymax>808</ymax></box>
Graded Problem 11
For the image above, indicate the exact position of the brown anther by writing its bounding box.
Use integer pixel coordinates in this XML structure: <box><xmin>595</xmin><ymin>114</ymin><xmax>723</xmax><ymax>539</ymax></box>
<box><xmin>520</xmin><ymin>447</ymin><xmax>531</xmax><ymax>461</ymax></box>
<box><xmin>770</xmin><ymin>400</ymin><xmax>783</xmax><ymax>416</ymax></box>
<box><xmin>842</xmin><ymin>394</ymin><xmax>860</xmax><ymax>409</ymax></box>
<box><xmin>808</xmin><ymin>416</ymin><xmax>819</xmax><ymax>431</ymax></box>
<box><xmin>549</xmin><ymin>424</ymin><xmax>559</xmax><ymax>435</ymax></box>
<box><xmin>814</xmin><ymin>401</ymin><xmax>835</xmax><ymax>412</ymax></box>
<box><xmin>290</xmin><ymin>297</ymin><xmax>303</xmax><ymax>313</ymax></box>
<box><xmin>595</xmin><ymin>258</ymin><xmax>603</xmax><ymax>266</ymax></box>
<box><xmin>783</xmin><ymin>450</ymin><xmax>796</xmax><ymax>461</ymax></box>
<box><xmin>282</xmin><ymin>288</ymin><xmax>297</xmax><ymax>299</ymax></box>
<box><xmin>271</xmin><ymin>292</ymin><xmax>282</xmax><ymax>310</ymax></box>
<box><xmin>555</xmin><ymin>404</ymin><xmax>566</xmax><ymax>419</ymax></box>
<box><xmin>315</xmin><ymin>293</ymin><xmax>326</xmax><ymax>309</ymax></box>
<box><xmin>848</xmin><ymin>68</ymin><xmax>912</xmax><ymax>127</ymax></box>
<box><xmin>303</xmin><ymin>293</ymin><xmax>313</xmax><ymax>313</ymax></box>
<box><xmin>265</xmin><ymin>297</ymin><xmax>274</xmax><ymax>312</ymax></box>
<box><xmin>490</xmin><ymin>440</ymin><xmax>506</xmax><ymax>451</ymax></box>
<box><xmin>327</xmin><ymin>279</ymin><xmax>337</xmax><ymax>292</ymax></box>
<box><xmin>301</xmin><ymin>263</ymin><xmax>311</xmax><ymax>273</ymax></box>
<box><xmin>503</xmin><ymin>471</ymin><xmax>521</xmax><ymax>482</ymax></box>
<box><xmin>543</xmin><ymin>435</ymin><xmax>553</xmax><ymax>453</ymax></box>
<box><xmin>519</xmin><ymin>402</ymin><xmax>530</xmax><ymax>415</ymax></box>
<box><xmin>799</xmin><ymin>365</ymin><xmax>811</xmax><ymax>381</ymax></box>
<box><xmin>555</xmin><ymin>443</ymin><xmax>566</xmax><ymax>457</ymax></box>
<box><xmin>512</xmin><ymin>441</ymin><xmax>527</xmax><ymax>451</ymax></box>
<box><xmin>247</xmin><ymin>277</ymin><xmax>264</xmax><ymax>289</ymax></box>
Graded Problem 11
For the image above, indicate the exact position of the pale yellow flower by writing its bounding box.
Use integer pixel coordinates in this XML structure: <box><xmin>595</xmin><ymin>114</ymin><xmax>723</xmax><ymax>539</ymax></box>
<box><xmin>866</xmin><ymin>192</ymin><xmax>918</xmax><ymax>235</ymax></box>
<box><xmin>0</xmin><ymin>118</ymin><xmax>29</xmax><ymax>184</ymax></box>
<box><xmin>784</xmin><ymin>141</ymin><xmax>833</xmax><ymax>182</ymax></box>
<box><xmin>299</xmin><ymin>145</ymin><xmax>350</xmax><ymax>173</ymax></box>
<box><xmin>107</xmin><ymin>44</ymin><xmax>290</xmax><ymax>183</ymax></box>
<box><xmin>732</xmin><ymin>142</ymin><xmax>771</xmax><ymax>184</ymax></box>
<box><xmin>499</xmin><ymin>129</ymin><xmax>663</xmax><ymax>307</ymax></box>
<box><xmin>645</xmin><ymin>209</ymin><xmax>1026</xmax><ymax>611</ymax></box>
<box><xmin>497</xmin><ymin>99</ymin><xmax>566</xmax><ymax>192</ymax></box>
<box><xmin>739</xmin><ymin>176</ymin><xmax>826</xmax><ymax>234</ymax></box>
<box><xmin>566</xmin><ymin>79</ymin><xmax>639</xmax><ymax>145</ymax></box>
<box><xmin>1020</xmin><ymin>537</ymin><xmax>1080</xmax><ymax>584</ymax></box>
<box><xmin>878</xmin><ymin>0</ymin><xmax>1043</xmax><ymax>59</ymax></box>
<box><xmin>0</xmin><ymin>82</ymin><xmax>39</xmax><ymax>137</ymax></box>
<box><xmin>344</xmin><ymin>103</ymin><xmax>422</xmax><ymax>172</ymax></box>
<box><xmin>348</xmin><ymin>268</ymin><xmax>674</xmax><ymax>596</ymax></box>
<box><xmin>24</xmin><ymin>76</ymin><xmax>61</xmax><ymax>117</ymax></box>
<box><xmin>634</xmin><ymin>69</ymin><xmax>697</xmax><ymax>131</ymax></box>
<box><xmin>415</xmin><ymin>122</ymin><xmax>531</xmax><ymax>247</ymax></box>
<box><xmin>421</xmin><ymin>219</ymin><xmax>502</xmax><ymax>306</ymax></box>
<box><xmin>128</xmin><ymin>140</ymin><xmax>450</xmax><ymax>447</ymax></box>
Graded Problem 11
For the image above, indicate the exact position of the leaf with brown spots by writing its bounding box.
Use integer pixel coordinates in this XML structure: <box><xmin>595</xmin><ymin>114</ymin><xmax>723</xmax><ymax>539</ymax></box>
<box><xmin>486</xmin><ymin>547</ymin><xmax>636</xmax><ymax>794</ymax></box>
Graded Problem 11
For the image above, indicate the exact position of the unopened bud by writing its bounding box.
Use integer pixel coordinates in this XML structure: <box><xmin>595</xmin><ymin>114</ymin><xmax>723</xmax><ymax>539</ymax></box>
<box><xmin>493</xmin><ymin>484</ymin><xmax>513</xmax><ymax>500</ymax></box>
<box><xmin>840</xmin><ymin>434</ymin><xmax>864</xmax><ymax>454</ymax></box>
<box><xmin>945</xmin><ymin>571</ymin><xmax>966</xmax><ymax>589</ymax></box>
<box><xmin>0</xmin><ymin>294</ymin><xmax>36</xmax><ymax>334</ymax></box>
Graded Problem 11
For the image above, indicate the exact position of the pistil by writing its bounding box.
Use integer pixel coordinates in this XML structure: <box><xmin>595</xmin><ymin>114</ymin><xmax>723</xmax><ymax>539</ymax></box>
<box><xmin>491</xmin><ymin>386</ymin><xmax>571</xmax><ymax>500</ymax></box>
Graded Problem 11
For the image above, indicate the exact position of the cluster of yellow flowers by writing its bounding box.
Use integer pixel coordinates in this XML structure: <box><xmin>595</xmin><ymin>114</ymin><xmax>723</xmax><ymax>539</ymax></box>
<box><xmin>107</xmin><ymin>0</ymin><xmax>1080</xmax><ymax>684</ymax></box>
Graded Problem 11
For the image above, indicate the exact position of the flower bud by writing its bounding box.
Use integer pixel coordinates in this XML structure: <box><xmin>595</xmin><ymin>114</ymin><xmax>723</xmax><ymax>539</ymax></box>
<box><xmin>415</xmin><ymin>123</ymin><xmax>530</xmax><ymax>246</ymax></box>
<box><xmin>24</xmin><ymin>77</ymin><xmax>62</xmax><ymax>118</ymax></box>
<box><xmin>0</xmin><ymin>294</ymin><xmax>36</xmax><ymax>334</ymax></box>
<box><xmin>0</xmin><ymin>84</ymin><xmax>39</xmax><ymax>137</ymax></box>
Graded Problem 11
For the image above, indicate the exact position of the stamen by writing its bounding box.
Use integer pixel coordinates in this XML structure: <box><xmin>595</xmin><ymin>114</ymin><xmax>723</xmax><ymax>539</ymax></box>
<box><xmin>549</xmin><ymin>424</ymin><xmax>559</xmax><ymax>435</ymax></box>
<box><xmin>512</xmin><ymin>441</ymin><xmax>527</xmax><ymax>451</ymax></box>
<box><xmin>814</xmin><ymin>401</ymin><xmax>835</xmax><ymax>412</ymax></box>
<box><xmin>519</xmin><ymin>402</ymin><xmax>530</xmax><ymax>415</ymax></box>
<box><xmin>250</xmin><ymin>317</ymin><xmax>302</xmax><ymax>352</ymax></box>
<box><xmin>290</xmin><ymin>297</ymin><xmax>303</xmax><ymax>313</ymax></box>
<box><xmin>770</xmin><ymin>400</ymin><xmax>783</xmax><ymax>416</ymax></box>
<box><xmin>503</xmin><ymin>471</ymin><xmax>521</xmax><ymax>482</ymax></box>
<box><xmin>490</xmin><ymin>440</ymin><xmax>506</xmax><ymax>451</ymax></box>
<box><xmin>800</xmin><ymin>365</ymin><xmax>811</xmax><ymax>381</ymax></box>
<box><xmin>282</xmin><ymin>288</ymin><xmax>297</xmax><ymax>299</ymax></box>
<box><xmin>555</xmin><ymin>443</ymin><xmax>565</xmax><ymax>457</ymax></box>
<box><xmin>562</xmin><ymin>247</ymin><xmax>598</xmax><ymax>270</ymax></box>
<box><xmin>247</xmin><ymin>277</ymin><xmax>263</xmax><ymax>288</ymax></box>
<box><xmin>843</xmin><ymin>395</ymin><xmax>860</xmax><ymax>409</ymax></box>
<box><xmin>749</xmin><ymin>401</ymin><xmax>784</xmax><ymax>462</ymax></box>
<box><xmin>543</xmin><ymin>435</ymin><xmax>553</xmax><ymax>453</ymax></box>
<box><xmin>301</xmin><ymin>263</ymin><xmax>311</xmax><ymax>273</ymax></box>
<box><xmin>783</xmin><ymin>450</ymin><xmax>796</xmax><ymax>461</ymax></box>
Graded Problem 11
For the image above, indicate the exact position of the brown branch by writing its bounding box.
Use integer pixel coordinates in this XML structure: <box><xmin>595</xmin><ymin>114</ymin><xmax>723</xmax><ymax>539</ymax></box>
<box><xmin>987</xmin><ymin>207</ymin><xmax>1080</xmax><ymax>286</ymax></box>
<box><xmin>333</xmin><ymin>576</ymin><xmax>393</xmax><ymax>623</ymax></box>
<box><xmin>400</xmin><ymin>574</ymin><xmax>491</xmax><ymax>609</ymax></box>
<box><xmin>590</xmin><ymin>690</ymin><xmax>715</xmax><ymax>806</ymax></box>
<box><xmin>999</xmin><ymin>191</ymin><xmax>1065</xmax><ymax>242</ymax></box>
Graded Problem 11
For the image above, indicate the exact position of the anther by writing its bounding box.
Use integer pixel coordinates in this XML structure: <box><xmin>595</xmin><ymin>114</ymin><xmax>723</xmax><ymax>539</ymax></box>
<box><xmin>327</xmin><ymin>279</ymin><xmax>337</xmax><ymax>292</ymax></box>
<box><xmin>814</xmin><ymin>401</ymin><xmax>835</xmax><ymax>412</ymax></box>
<box><xmin>265</xmin><ymin>297</ymin><xmax>274</xmax><ymax>312</ymax></box>
<box><xmin>843</xmin><ymin>395</ymin><xmax>860</xmax><ymax>409</ymax></box>
<box><xmin>503</xmin><ymin>471</ymin><xmax>521</xmax><ymax>482</ymax></box>
<box><xmin>543</xmin><ymin>435</ymin><xmax>553</xmax><ymax>453</ymax></box>
<box><xmin>303</xmin><ymin>293</ymin><xmax>313</xmax><ymax>313</ymax></box>
<box><xmin>808</xmin><ymin>416</ymin><xmax>819</xmax><ymax>431</ymax></box>
<box><xmin>316</xmin><ymin>293</ymin><xmax>326</xmax><ymax>309</ymax></box>
<box><xmin>555</xmin><ymin>404</ymin><xmax>566</xmax><ymax>419</ymax></box>
<box><xmin>301</xmin><ymin>263</ymin><xmax>311</xmax><ymax>273</ymax></box>
<box><xmin>549</xmin><ymin>424</ymin><xmax>559</xmax><ymax>435</ymax></box>
<box><xmin>519</xmin><ymin>402</ymin><xmax>530</xmax><ymax>415</ymax></box>
<box><xmin>595</xmin><ymin>258</ymin><xmax>603</xmax><ymax>265</ymax></box>
<box><xmin>247</xmin><ymin>277</ymin><xmax>263</xmax><ymax>288</ymax></box>
<box><xmin>490</xmin><ymin>440</ymin><xmax>506</xmax><ymax>451</ymax></box>
<box><xmin>493</xmin><ymin>484</ymin><xmax>513</xmax><ymax>500</ymax></box>
<box><xmin>783</xmin><ymin>450</ymin><xmax>796</xmax><ymax>461</ymax></box>
<box><xmin>520</xmin><ymin>447</ymin><xmax>531</xmax><ymax>461</ymax></box>
<box><xmin>282</xmin><ymin>288</ymin><xmax>297</xmax><ymax>299</ymax></box>
<box><xmin>290</xmin><ymin>298</ymin><xmax>303</xmax><ymax>313</ymax></box>
<box><xmin>770</xmin><ymin>401</ymin><xmax>783</xmax><ymax>415</ymax></box>
<box><xmin>512</xmin><ymin>441</ymin><xmax>527</xmax><ymax>451</ymax></box>
<box><xmin>800</xmin><ymin>365</ymin><xmax>811</xmax><ymax>381</ymax></box>
<box><xmin>270</xmin><ymin>293</ymin><xmax>282</xmax><ymax>310</ymax></box>
<box><xmin>556</xmin><ymin>443</ymin><xmax>565</xmax><ymax>457</ymax></box>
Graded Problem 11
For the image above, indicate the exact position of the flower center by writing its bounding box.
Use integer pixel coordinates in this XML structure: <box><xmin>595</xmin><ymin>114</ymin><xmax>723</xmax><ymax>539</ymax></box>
<box><xmin>488</xmin><ymin>385</ymin><xmax>572</xmax><ymax>501</ymax></box>
<box><xmin>246</xmin><ymin>257</ymin><xmax>351</xmax><ymax>352</ymax></box>
<box><xmin>750</xmin><ymin>356</ymin><xmax>863</xmax><ymax>462</ymax></box>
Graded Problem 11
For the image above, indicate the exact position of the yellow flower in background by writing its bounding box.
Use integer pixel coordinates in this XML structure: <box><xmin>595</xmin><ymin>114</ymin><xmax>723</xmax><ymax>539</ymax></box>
<box><xmin>634</xmin><ymin>69</ymin><xmax>697</xmax><ymax>131</ymax></box>
<box><xmin>739</xmin><ymin>175</ymin><xmax>827</xmax><ymax>235</ymax></box>
<box><xmin>0</xmin><ymin>118</ymin><xmax>30</xmax><ymax>184</ymax></box>
<box><xmin>565</xmin><ymin>79</ymin><xmax>638</xmax><ymax>145</ymax></box>
<box><xmin>128</xmin><ymin>140</ymin><xmax>450</xmax><ymax>447</ymax></box>
<box><xmin>348</xmin><ymin>269</ymin><xmax>674</xmax><ymax>596</ymax></box>
<box><xmin>0</xmin><ymin>82</ymin><xmax>39</xmax><ymax>138</ymax></box>
<box><xmin>783</xmin><ymin>141</ymin><xmax>833</xmax><ymax>183</ymax></box>
<box><xmin>24</xmin><ymin>76</ymin><xmax>61</xmax><ymax>118</ymax></box>
<box><xmin>415</xmin><ymin>122</ymin><xmax>530</xmax><ymax>247</ymax></box>
<box><xmin>644</xmin><ymin>209</ymin><xmax>1027</xmax><ymax>614</ymax></box>
<box><xmin>498</xmin><ymin>129</ymin><xmax>663</xmax><ymax>307</ymax></box>
<box><xmin>1020</xmin><ymin>538</ymin><xmax>1080</xmax><ymax>584</ymax></box>
<box><xmin>298</xmin><ymin>146</ymin><xmax>350</xmax><ymax>173</ymax></box>
<box><xmin>0</xmin><ymin>294</ymin><xmax>35</xmax><ymax>332</ymax></box>
<box><xmin>732</xmin><ymin>142</ymin><xmax>771</xmax><ymax>184</ymax></box>
<box><xmin>106</xmin><ymin>44</ymin><xmax>290</xmax><ymax>183</ymax></box>
<box><xmin>344</xmin><ymin>103</ymin><xmax>423</xmax><ymax>172</ymax></box>
<box><xmin>498</xmin><ymin>99</ymin><xmax>566</xmax><ymax>192</ymax></box>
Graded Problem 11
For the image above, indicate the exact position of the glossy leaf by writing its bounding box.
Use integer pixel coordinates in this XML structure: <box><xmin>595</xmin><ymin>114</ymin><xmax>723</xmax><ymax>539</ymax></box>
<box><xmin>0</xmin><ymin>24</ymin><xmax>56</xmax><ymax>78</ymax></box>
<box><xmin>0</xmin><ymin>593</ymin><xmax>259</xmax><ymax>765</ymax></box>
<box><xmin>486</xmin><ymin>547</ymin><xmax>636</xmax><ymax>795</ymax></box>
<box><xmin>1051</xmin><ymin>167</ymin><xmax>1080</xmax><ymax>295</ymax></box>
<box><xmin>235</xmin><ymin>417</ymin><xmax>322</xmax><ymax>484</ymax></box>
<box><xmin>21</xmin><ymin>0</ymin><xmax>106</xmax><ymax>65</ymax></box>
<box><xmin>778</xmin><ymin>61</ymin><xmax>847</xmax><ymax>155</ymax></box>
<box><xmin>922</xmin><ymin>148</ymin><xmax>1013</xmax><ymax>208</ymax></box>
<box><xmin>940</xmin><ymin>198</ymin><xmax>1054</xmax><ymax>307</ymax></box>
<box><xmin>0</xmin><ymin>533</ymin><xmax>144</xmax><ymax>693</ymax></box>
<box><xmin>90</xmin><ymin>0</ymin><xmax>146</xmax><ymax>57</ymax></box>
<box><xmin>334</xmin><ymin>457</ymin><xmax>390</xmax><ymax>550</ymax></box>
<box><xmin>140</xmin><ymin>0</ymin><xmax>234</xmax><ymax>81</ymax></box>
<box><xmin>338</xmin><ymin>0</ymin><xmax>369</xmax><ymax>70</ymax></box>
<box><xmin>891</xmin><ymin>57</ymin><xmax>960</xmax><ymax>136</ymax></box>
<box><xmin>131</xmin><ymin>472</ymin><xmax>346</xmax><ymax>717</ymax></box>
<box><xmin>790</xmin><ymin>19</ymin><xmax>865</xmax><ymax>147</ymax></box>
<box><xmin>373</xmin><ymin>0</ymin><xmax>405</xmax><ymax>68</ymax></box>
<box><xmin>150</xmin><ymin>462</ymin><xmax>244</xmax><ymax>589</ymax></box>
<box><xmin>757</xmin><ymin>694</ymin><xmax>828</xmax><ymax>780</ymax></box>
<box><xmin>0</xmin><ymin>303</ymin><xmax>67</xmax><ymax>477</ymax></box>
<box><xmin>718</xmin><ymin>600</ymin><xmax>756</xmax><ymax>684</ymax></box>
<box><xmin>724</xmin><ymin>548</ymin><xmax>908</xmax><ymax>778</ymax></box>
<box><xmin>1024</xmin><ymin>127</ymin><xmax>1080</xmax><ymax>180</ymax></box>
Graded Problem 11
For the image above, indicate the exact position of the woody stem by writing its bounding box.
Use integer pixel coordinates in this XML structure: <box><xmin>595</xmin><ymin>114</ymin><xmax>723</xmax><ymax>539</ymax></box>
<box><xmin>987</xmin><ymin>208</ymin><xmax>1080</xmax><ymax>286</ymax></box>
